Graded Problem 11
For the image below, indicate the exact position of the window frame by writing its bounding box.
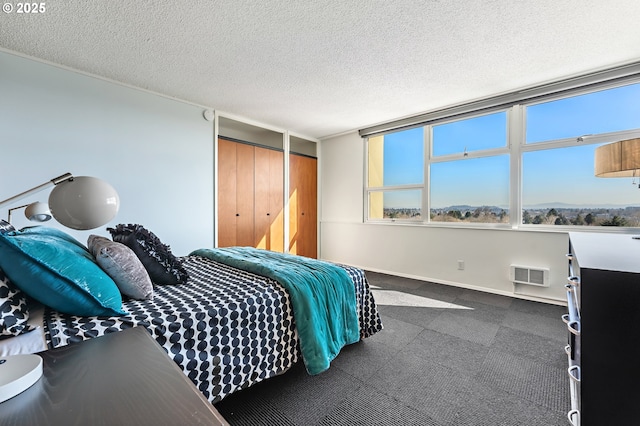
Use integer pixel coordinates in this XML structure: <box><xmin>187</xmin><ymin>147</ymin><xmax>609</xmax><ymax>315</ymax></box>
<box><xmin>364</xmin><ymin>127</ymin><xmax>428</xmax><ymax>223</ymax></box>
<box><xmin>517</xmin><ymin>86</ymin><xmax>640</xmax><ymax>230</ymax></box>
<box><xmin>364</xmin><ymin>74</ymin><xmax>640</xmax><ymax>232</ymax></box>
<box><xmin>428</xmin><ymin>109</ymin><xmax>511</xmax><ymax>227</ymax></box>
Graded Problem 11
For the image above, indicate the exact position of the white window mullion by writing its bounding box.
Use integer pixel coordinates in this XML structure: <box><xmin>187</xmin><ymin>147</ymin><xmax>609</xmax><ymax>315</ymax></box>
<box><xmin>363</xmin><ymin>137</ymin><xmax>369</xmax><ymax>222</ymax></box>
<box><xmin>509</xmin><ymin>105</ymin><xmax>524</xmax><ymax>228</ymax></box>
<box><xmin>423</xmin><ymin>125</ymin><xmax>431</xmax><ymax>223</ymax></box>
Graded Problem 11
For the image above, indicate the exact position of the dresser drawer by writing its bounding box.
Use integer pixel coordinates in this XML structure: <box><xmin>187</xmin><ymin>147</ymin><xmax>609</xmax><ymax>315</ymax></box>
<box><xmin>564</xmin><ymin>252</ymin><xmax>581</xmax><ymax>425</ymax></box>
<box><xmin>566</xmin><ymin>253</ymin><xmax>581</xmax><ymax>313</ymax></box>
<box><xmin>566</xmin><ymin>232</ymin><xmax>640</xmax><ymax>426</ymax></box>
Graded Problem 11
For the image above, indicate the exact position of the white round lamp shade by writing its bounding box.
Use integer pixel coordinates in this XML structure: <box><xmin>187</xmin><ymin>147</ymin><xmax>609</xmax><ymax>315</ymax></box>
<box><xmin>24</xmin><ymin>202</ymin><xmax>52</xmax><ymax>222</ymax></box>
<box><xmin>48</xmin><ymin>176</ymin><xmax>120</xmax><ymax>230</ymax></box>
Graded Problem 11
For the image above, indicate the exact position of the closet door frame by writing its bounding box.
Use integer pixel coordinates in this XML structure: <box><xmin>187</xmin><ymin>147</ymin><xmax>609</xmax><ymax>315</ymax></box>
<box><xmin>213</xmin><ymin>112</ymin><xmax>319</xmax><ymax>256</ymax></box>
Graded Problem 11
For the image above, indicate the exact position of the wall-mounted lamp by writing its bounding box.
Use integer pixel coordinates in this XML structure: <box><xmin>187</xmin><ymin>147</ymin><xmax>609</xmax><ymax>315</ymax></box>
<box><xmin>594</xmin><ymin>138</ymin><xmax>640</xmax><ymax>186</ymax></box>
<box><xmin>0</xmin><ymin>172</ymin><xmax>120</xmax><ymax>230</ymax></box>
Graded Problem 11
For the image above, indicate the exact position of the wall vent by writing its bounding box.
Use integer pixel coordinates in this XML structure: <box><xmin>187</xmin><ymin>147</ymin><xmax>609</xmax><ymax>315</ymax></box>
<box><xmin>509</xmin><ymin>265</ymin><xmax>549</xmax><ymax>287</ymax></box>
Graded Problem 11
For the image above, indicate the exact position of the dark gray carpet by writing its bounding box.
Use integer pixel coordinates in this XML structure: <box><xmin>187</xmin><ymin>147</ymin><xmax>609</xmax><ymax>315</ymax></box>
<box><xmin>215</xmin><ymin>271</ymin><xmax>569</xmax><ymax>425</ymax></box>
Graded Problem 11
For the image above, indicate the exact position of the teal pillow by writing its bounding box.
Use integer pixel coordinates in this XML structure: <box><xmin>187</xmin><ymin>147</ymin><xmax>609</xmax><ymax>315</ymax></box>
<box><xmin>19</xmin><ymin>226</ymin><xmax>88</xmax><ymax>248</ymax></box>
<box><xmin>0</xmin><ymin>226</ymin><xmax>125</xmax><ymax>316</ymax></box>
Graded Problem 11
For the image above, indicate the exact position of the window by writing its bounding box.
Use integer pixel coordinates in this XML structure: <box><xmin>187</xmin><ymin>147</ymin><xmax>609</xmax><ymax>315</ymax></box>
<box><xmin>365</xmin><ymin>78</ymin><xmax>640</xmax><ymax>229</ymax></box>
<box><xmin>521</xmin><ymin>82</ymin><xmax>640</xmax><ymax>227</ymax></box>
<box><xmin>429</xmin><ymin>111</ymin><xmax>509</xmax><ymax>224</ymax></box>
<box><xmin>433</xmin><ymin>111</ymin><xmax>507</xmax><ymax>156</ymax></box>
<box><xmin>367</xmin><ymin>128</ymin><xmax>423</xmax><ymax>220</ymax></box>
<box><xmin>430</xmin><ymin>155</ymin><xmax>510</xmax><ymax>223</ymax></box>
<box><xmin>526</xmin><ymin>83</ymin><xmax>640</xmax><ymax>143</ymax></box>
<box><xmin>522</xmin><ymin>145</ymin><xmax>640</xmax><ymax>226</ymax></box>
<box><xmin>368</xmin><ymin>189</ymin><xmax>422</xmax><ymax>220</ymax></box>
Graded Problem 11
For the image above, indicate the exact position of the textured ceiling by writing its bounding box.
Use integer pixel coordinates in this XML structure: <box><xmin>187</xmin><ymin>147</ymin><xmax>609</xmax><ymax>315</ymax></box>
<box><xmin>1</xmin><ymin>0</ymin><xmax>640</xmax><ymax>139</ymax></box>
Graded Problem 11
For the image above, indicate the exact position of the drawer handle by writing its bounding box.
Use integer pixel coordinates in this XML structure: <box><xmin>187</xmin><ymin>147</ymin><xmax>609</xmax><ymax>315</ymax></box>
<box><xmin>567</xmin><ymin>320</ymin><xmax>580</xmax><ymax>336</ymax></box>
<box><xmin>567</xmin><ymin>409</ymin><xmax>580</xmax><ymax>426</ymax></box>
<box><xmin>566</xmin><ymin>253</ymin><xmax>574</xmax><ymax>261</ymax></box>
<box><xmin>564</xmin><ymin>344</ymin><xmax>571</xmax><ymax>356</ymax></box>
<box><xmin>561</xmin><ymin>314</ymin><xmax>570</xmax><ymax>324</ymax></box>
<box><xmin>567</xmin><ymin>276</ymin><xmax>580</xmax><ymax>286</ymax></box>
<box><xmin>568</xmin><ymin>365</ymin><xmax>580</xmax><ymax>383</ymax></box>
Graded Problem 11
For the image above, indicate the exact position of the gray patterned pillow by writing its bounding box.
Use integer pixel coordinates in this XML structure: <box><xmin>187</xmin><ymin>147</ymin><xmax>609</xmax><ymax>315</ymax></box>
<box><xmin>0</xmin><ymin>268</ymin><xmax>34</xmax><ymax>338</ymax></box>
<box><xmin>87</xmin><ymin>235</ymin><xmax>154</xmax><ymax>300</ymax></box>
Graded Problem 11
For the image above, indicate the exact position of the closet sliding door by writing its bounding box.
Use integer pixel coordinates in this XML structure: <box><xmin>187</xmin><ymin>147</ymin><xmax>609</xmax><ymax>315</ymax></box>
<box><xmin>217</xmin><ymin>138</ymin><xmax>239</xmax><ymax>248</ymax></box>
<box><xmin>288</xmin><ymin>137</ymin><xmax>318</xmax><ymax>259</ymax></box>
<box><xmin>235</xmin><ymin>142</ymin><xmax>256</xmax><ymax>247</ymax></box>
<box><xmin>217</xmin><ymin>117</ymin><xmax>317</xmax><ymax>257</ymax></box>
<box><xmin>217</xmin><ymin>136</ymin><xmax>284</xmax><ymax>251</ymax></box>
<box><xmin>254</xmin><ymin>146</ymin><xmax>284</xmax><ymax>252</ymax></box>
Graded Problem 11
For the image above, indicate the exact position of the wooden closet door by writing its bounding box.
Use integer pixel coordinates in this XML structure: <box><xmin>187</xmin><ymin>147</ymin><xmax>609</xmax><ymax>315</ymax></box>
<box><xmin>217</xmin><ymin>138</ymin><xmax>237</xmax><ymax>247</ymax></box>
<box><xmin>269</xmin><ymin>149</ymin><xmax>285</xmax><ymax>252</ymax></box>
<box><xmin>254</xmin><ymin>146</ymin><xmax>270</xmax><ymax>248</ymax></box>
<box><xmin>289</xmin><ymin>153</ymin><xmax>317</xmax><ymax>258</ymax></box>
<box><xmin>254</xmin><ymin>147</ymin><xmax>284</xmax><ymax>252</ymax></box>
<box><xmin>235</xmin><ymin>142</ymin><xmax>255</xmax><ymax>247</ymax></box>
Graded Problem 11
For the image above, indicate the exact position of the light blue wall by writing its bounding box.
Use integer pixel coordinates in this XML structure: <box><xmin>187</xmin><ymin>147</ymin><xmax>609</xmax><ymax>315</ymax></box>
<box><xmin>0</xmin><ymin>50</ymin><xmax>570</xmax><ymax>304</ymax></box>
<box><xmin>0</xmin><ymin>51</ymin><xmax>214</xmax><ymax>255</ymax></box>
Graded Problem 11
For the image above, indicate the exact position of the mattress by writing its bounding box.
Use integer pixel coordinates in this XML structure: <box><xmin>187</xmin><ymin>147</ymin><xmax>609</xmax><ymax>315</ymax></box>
<box><xmin>41</xmin><ymin>255</ymin><xmax>382</xmax><ymax>403</ymax></box>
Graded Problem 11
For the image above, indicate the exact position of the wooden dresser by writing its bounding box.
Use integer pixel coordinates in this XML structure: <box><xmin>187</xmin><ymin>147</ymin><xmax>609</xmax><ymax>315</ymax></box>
<box><xmin>565</xmin><ymin>232</ymin><xmax>640</xmax><ymax>426</ymax></box>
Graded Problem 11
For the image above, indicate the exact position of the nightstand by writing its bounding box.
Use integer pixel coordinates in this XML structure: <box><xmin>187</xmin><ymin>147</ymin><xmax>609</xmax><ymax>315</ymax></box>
<box><xmin>0</xmin><ymin>326</ymin><xmax>229</xmax><ymax>425</ymax></box>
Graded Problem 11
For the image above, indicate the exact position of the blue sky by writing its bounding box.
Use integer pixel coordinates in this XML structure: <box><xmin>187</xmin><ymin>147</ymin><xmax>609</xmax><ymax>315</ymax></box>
<box><xmin>381</xmin><ymin>83</ymin><xmax>640</xmax><ymax>209</ymax></box>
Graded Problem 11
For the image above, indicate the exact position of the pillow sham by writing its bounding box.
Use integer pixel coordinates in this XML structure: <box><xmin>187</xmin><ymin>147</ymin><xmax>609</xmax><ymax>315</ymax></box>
<box><xmin>87</xmin><ymin>235</ymin><xmax>154</xmax><ymax>300</ymax></box>
<box><xmin>107</xmin><ymin>224</ymin><xmax>188</xmax><ymax>285</ymax></box>
<box><xmin>0</xmin><ymin>269</ymin><xmax>34</xmax><ymax>339</ymax></box>
<box><xmin>0</xmin><ymin>226</ymin><xmax>125</xmax><ymax>316</ymax></box>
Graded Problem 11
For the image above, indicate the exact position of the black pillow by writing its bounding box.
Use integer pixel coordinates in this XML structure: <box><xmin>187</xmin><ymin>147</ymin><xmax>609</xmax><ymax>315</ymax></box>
<box><xmin>107</xmin><ymin>224</ymin><xmax>188</xmax><ymax>285</ymax></box>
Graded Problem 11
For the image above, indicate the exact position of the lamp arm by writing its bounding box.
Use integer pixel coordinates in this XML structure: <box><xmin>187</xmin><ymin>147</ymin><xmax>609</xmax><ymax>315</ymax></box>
<box><xmin>0</xmin><ymin>173</ymin><xmax>73</xmax><ymax>209</ymax></box>
<box><xmin>7</xmin><ymin>204</ymin><xmax>29</xmax><ymax>223</ymax></box>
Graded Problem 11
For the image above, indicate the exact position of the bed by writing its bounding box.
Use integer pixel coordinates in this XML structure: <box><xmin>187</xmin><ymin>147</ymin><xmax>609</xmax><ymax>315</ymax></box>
<box><xmin>0</xmin><ymin>224</ymin><xmax>382</xmax><ymax>404</ymax></box>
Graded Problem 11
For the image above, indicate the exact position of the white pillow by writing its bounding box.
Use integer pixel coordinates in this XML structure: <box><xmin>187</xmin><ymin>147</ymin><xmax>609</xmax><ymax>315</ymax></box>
<box><xmin>0</xmin><ymin>270</ymin><xmax>33</xmax><ymax>338</ymax></box>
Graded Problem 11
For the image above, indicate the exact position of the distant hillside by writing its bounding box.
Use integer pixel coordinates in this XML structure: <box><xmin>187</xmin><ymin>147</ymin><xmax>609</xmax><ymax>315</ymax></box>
<box><xmin>524</xmin><ymin>202</ymin><xmax>640</xmax><ymax>209</ymax></box>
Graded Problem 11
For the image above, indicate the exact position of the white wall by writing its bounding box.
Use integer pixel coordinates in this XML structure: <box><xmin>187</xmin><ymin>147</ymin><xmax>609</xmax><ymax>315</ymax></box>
<box><xmin>0</xmin><ymin>51</ymin><xmax>214</xmax><ymax>255</ymax></box>
<box><xmin>319</xmin><ymin>131</ymin><xmax>569</xmax><ymax>304</ymax></box>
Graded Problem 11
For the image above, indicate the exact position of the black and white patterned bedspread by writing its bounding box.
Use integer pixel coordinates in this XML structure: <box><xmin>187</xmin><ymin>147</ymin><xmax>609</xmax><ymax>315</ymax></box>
<box><xmin>44</xmin><ymin>255</ymin><xmax>382</xmax><ymax>403</ymax></box>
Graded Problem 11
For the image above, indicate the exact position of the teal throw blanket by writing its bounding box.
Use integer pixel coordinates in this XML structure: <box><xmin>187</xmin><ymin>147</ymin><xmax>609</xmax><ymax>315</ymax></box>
<box><xmin>190</xmin><ymin>247</ymin><xmax>360</xmax><ymax>375</ymax></box>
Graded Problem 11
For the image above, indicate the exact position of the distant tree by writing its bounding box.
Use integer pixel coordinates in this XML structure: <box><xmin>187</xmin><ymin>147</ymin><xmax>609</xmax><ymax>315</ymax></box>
<box><xmin>448</xmin><ymin>210</ymin><xmax>462</xmax><ymax>220</ymax></box>
<box><xmin>465</xmin><ymin>211</ymin><xmax>471</xmax><ymax>219</ymax></box>
<box><xmin>555</xmin><ymin>216</ymin><xmax>569</xmax><ymax>225</ymax></box>
<box><xmin>533</xmin><ymin>215</ymin><xmax>544</xmax><ymax>224</ymax></box>
<box><xmin>522</xmin><ymin>210</ymin><xmax>532</xmax><ymax>224</ymax></box>
<box><xmin>585</xmin><ymin>213</ymin><xmax>595</xmax><ymax>225</ymax></box>
<box><xmin>547</xmin><ymin>208</ymin><xmax>558</xmax><ymax>217</ymax></box>
<box><xmin>601</xmin><ymin>215</ymin><xmax>628</xmax><ymax>227</ymax></box>
<box><xmin>572</xmin><ymin>214</ymin><xmax>585</xmax><ymax>226</ymax></box>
